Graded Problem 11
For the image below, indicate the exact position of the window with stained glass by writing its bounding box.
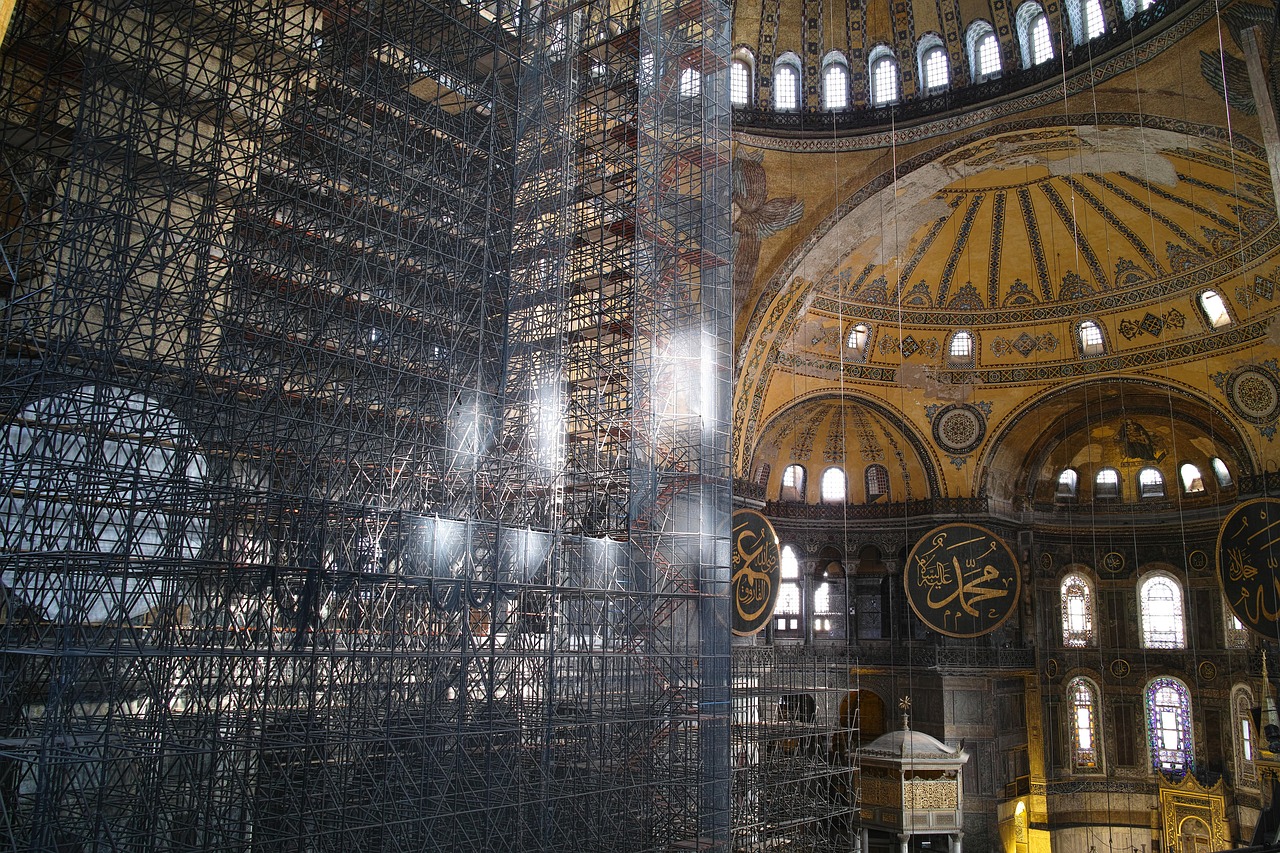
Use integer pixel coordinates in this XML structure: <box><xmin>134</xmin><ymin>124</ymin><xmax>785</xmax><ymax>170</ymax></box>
<box><xmin>1140</xmin><ymin>573</ymin><xmax>1185</xmax><ymax>648</ymax></box>
<box><xmin>1068</xmin><ymin>677</ymin><xmax>1099</xmax><ymax>770</ymax></box>
<box><xmin>1146</xmin><ymin>676</ymin><xmax>1193</xmax><ymax>776</ymax></box>
<box><xmin>1061</xmin><ymin>572</ymin><xmax>1094</xmax><ymax>647</ymax></box>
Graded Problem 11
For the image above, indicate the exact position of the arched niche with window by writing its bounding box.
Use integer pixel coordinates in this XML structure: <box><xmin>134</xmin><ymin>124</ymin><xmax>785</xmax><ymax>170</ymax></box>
<box><xmin>821</xmin><ymin>50</ymin><xmax>850</xmax><ymax>110</ymax></box>
<box><xmin>775</xmin><ymin>544</ymin><xmax>802</xmax><ymax>634</ymax></box>
<box><xmin>821</xmin><ymin>466</ymin><xmax>847</xmax><ymax>503</ymax></box>
<box><xmin>1179</xmin><ymin>462</ymin><xmax>1205</xmax><ymax>494</ymax></box>
<box><xmin>1234</xmin><ymin>685</ymin><xmax>1259</xmax><ymax>789</ymax></box>
<box><xmin>1119</xmin><ymin>0</ymin><xmax>1156</xmax><ymax>18</ymax></box>
<box><xmin>1076</xmin><ymin>319</ymin><xmax>1106</xmax><ymax>357</ymax></box>
<box><xmin>1137</xmin><ymin>466</ymin><xmax>1165</xmax><ymax>499</ymax></box>
<box><xmin>1016</xmin><ymin>1</ymin><xmax>1055</xmax><ymax>68</ymax></box>
<box><xmin>846</xmin><ymin>322</ymin><xmax>872</xmax><ymax>362</ymax></box>
<box><xmin>1060</xmin><ymin>571</ymin><xmax>1096</xmax><ymax>647</ymax></box>
<box><xmin>965</xmin><ymin>20</ymin><xmax>1002</xmax><ymax>82</ymax></box>
<box><xmin>780</xmin><ymin>463</ymin><xmax>807</xmax><ymax>501</ymax></box>
<box><xmin>1224</xmin><ymin>599</ymin><xmax>1249</xmax><ymax>648</ymax></box>
<box><xmin>1210</xmin><ymin>456</ymin><xmax>1233</xmax><ymax>489</ymax></box>
<box><xmin>1065</xmin><ymin>0</ymin><xmax>1106</xmax><ymax>44</ymax></box>
<box><xmin>917</xmin><ymin>34</ymin><xmax>949</xmax><ymax>94</ymax></box>
<box><xmin>868</xmin><ymin>45</ymin><xmax>899</xmax><ymax>106</ymax></box>
<box><xmin>773</xmin><ymin>53</ymin><xmax>802</xmax><ymax>111</ymax></box>
<box><xmin>1055</xmin><ymin>468</ymin><xmax>1079</xmax><ymax>501</ymax></box>
<box><xmin>947</xmin><ymin>329</ymin><xmax>975</xmax><ymax>367</ymax></box>
<box><xmin>1139</xmin><ymin>572</ymin><xmax>1186</xmax><ymax>648</ymax></box>
<box><xmin>1066</xmin><ymin>676</ymin><xmax>1102</xmax><ymax>771</ymax></box>
<box><xmin>731</xmin><ymin>48</ymin><xmax>755</xmax><ymax>106</ymax></box>
<box><xmin>865</xmin><ymin>464</ymin><xmax>890</xmax><ymax>502</ymax></box>
<box><xmin>1094</xmin><ymin>467</ymin><xmax>1120</xmax><ymax>500</ymax></box>
<box><xmin>1197</xmin><ymin>289</ymin><xmax>1232</xmax><ymax>329</ymax></box>
<box><xmin>1146</xmin><ymin>676</ymin><xmax>1193</xmax><ymax>777</ymax></box>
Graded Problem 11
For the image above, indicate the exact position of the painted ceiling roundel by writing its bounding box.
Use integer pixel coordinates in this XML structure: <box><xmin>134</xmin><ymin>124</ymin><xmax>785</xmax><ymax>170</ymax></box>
<box><xmin>793</xmin><ymin>127</ymin><xmax>1274</xmax><ymax>328</ymax></box>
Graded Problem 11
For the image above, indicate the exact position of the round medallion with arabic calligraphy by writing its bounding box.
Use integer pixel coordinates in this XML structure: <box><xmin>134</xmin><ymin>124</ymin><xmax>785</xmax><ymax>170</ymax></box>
<box><xmin>731</xmin><ymin>509</ymin><xmax>781</xmax><ymax>636</ymax></box>
<box><xmin>904</xmin><ymin>523</ymin><xmax>1021</xmax><ymax>638</ymax></box>
<box><xmin>1217</xmin><ymin>497</ymin><xmax>1280</xmax><ymax>637</ymax></box>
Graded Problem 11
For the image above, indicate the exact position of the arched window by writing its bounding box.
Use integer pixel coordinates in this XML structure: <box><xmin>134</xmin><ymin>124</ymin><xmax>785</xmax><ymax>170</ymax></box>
<box><xmin>731</xmin><ymin>54</ymin><xmax>754</xmax><ymax>106</ymax></box>
<box><xmin>1198</xmin><ymin>289</ymin><xmax>1232</xmax><ymax>328</ymax></box>
<box><xmin>847</xmin><ymin>323</ymin><xmax>870</xmax><ymax>351</ymax></box>
<box><xmin>1056</xmin><ymin>468</ymin><xmax>1079</xmax><ymax>499</ymax></box>
<box><xmin>1225</xmin><ymin>600</ymin><xmax>1249</xmax><ymax>648</ymax></box>
<box><xmin>1211</xmin><ymin>457</ymin><xmax>1233</xmax><ymax>488</ymax></box>
<box><xmin>1138</xmin><ymin>466</ymin><xmax>1164</xmax><ymax>498</ymax></box>
<box><xmin>1067</xmin><ymin>677</ymin><xmax>1100</xmax><ymax>770</ymax></box>
<box><xmin>1140</xmin><ymin>573</ymin><xmax>1186</xmax><ymax>649</ymax></box>
<box><xmin>814</xmin><ymin>581</ymin><xmax>833</xmax><ymax>633</ymax></box>
<box><xmin>966</xmin><ymin>21</ymin><xmax>1002</xmax><ymax>82</ymax></box>
<box><xmin>822</xmin><ymin>51</ymin><xmax>849</xmax><ymax>110</ymax></box>
<box><xmin>1234</xmin><ymin>685</ymin><xmax>1259</xmax><ymax>788</ymax></box>
<box><xmin>1146</xmin><ymin>676</ymin><xmax>1193</xmax><ymax>776</ymax></box>
<box><xmin>821</xmin><ymin>466</ymin><xmax>847</xmax><ymax>503</ymax></box>
<box><xmin>866</xmin><ymin>464</ymin><xmax>890</xmax><ymax>500</ymax></box>
<box><xmin>917</xmin><ymin>34</ymin><xmax>949</xmax><ymax>93</ymax></box>
<box><xmin>1061</xmin><ymin>572</ymin><xmax>1095</xmax><ymax>647</ymax></box>
<box><xmin>776</xmin><ymin>545</ymin><xmax>801</xmax><ymax>633</ymax></box>
<box><xmin>1078</xmin><ymin>320</ymin><xmax>1105</xmax><ymax>356</ymax></box>
<box><xmin>948</xmin><ymin>330</ymin><xmax>974</xmax><ymax>365</ymax></box>
<box><xmin>1179</xmin><ymin>463</ymin><xmax>1205</xmax><ymax>494</ymax></box>
<box><xmin>1095</xmin><ymin>467</ymin><xmax>1120</xmax><ymax>499</ymax></box>
<box><xmin>679</xmin><ymin>67</ymin><xmax>701</xmax><ymax>97</ymax></box>
<box><xmin>1016</xmin><ymin>2</ymin><xmax>1054</xmax><ymax>67</ymax></box>
<box><xmin>781</xmin><ymin>463</ymin><xmax>806</xmax><ymax>501</ymax></box>
<box><xmin>1066</xmin><ymin>0</ymin><xmax>1106</xmax><ymax>43</ymax></box>
<box><xmin>868</xmin><ymin>46</ymin><xmax>899</xmax><ymax>106</ymax></box>
<box><xmin>774</xmin><ymin>54</ymin><xmax>802</xmax><ymax>111</ymax></box>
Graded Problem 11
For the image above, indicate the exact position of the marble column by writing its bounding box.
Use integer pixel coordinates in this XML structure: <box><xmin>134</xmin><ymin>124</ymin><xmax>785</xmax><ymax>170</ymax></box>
<box><xmin>949</xmin><ymin>831</ymin><xmax>964</xmax><ymax>853</ymax></box>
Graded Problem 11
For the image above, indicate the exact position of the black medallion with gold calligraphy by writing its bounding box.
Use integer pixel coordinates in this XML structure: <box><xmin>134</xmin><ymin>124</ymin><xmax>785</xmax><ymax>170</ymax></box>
<box><xmin>1217</xmin><ymin>498</ymin><xmax>1280</xmax><ymax>636</ymax></box>
<box><xmin>904</xmin><ymin>523</ymin><xmax>1021</xmax><ymax>638</ymax></box>
<box><xmin>731</xmin><ymin>509</ymin><xmax>781</xmax><ymax>636</ymax></box>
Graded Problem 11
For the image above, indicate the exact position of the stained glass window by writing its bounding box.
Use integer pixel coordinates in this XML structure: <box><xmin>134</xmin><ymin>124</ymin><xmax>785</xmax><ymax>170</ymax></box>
<box><xmin>1146</xmin><ymin>676</ymin><xmax>1193</xmax><ymax>775</ymax></box>
<box><xmin>1061</xmin><ymin>572</ymin><xmax>1094</xmax><ymax>647</ymax></box>
<box><xmin>1140</xmin><ymin>573</ymin><xmax>1185</xmax><ymax>648</ymax></box>
<box><xmin>1068</xmin><ymin>677</ymin><xmax>1099</xmax><ymax>769</ymax></box>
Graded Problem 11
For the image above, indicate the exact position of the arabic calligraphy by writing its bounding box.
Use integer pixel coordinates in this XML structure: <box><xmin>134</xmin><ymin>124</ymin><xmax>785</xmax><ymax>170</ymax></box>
<box><xmin>731</xmin><ymin>509</ymin><xmax>781</xmax><ymax>636</ymax></box>
<box><xmin>904</xmin><ymin>523</ymin><xmax>1020</xmax><ymax>638</ymax></box>
<box><xmin>1217</xmin><ymin>498</ymin><xmax>1280</xmax><ymax>635</ymax></box>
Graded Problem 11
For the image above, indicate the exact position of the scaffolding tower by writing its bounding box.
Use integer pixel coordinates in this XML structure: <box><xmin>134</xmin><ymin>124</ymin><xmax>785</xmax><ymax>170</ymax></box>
<box><xmin>0</xmin><ymin>0</ymin><xmax>732</xmax><ymax>847</ymax></box>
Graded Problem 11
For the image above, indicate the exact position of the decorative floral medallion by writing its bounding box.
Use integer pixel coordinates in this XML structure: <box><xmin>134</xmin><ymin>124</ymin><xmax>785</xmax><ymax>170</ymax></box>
<box><xmin>1226</xmin><ymin>366</ymin><xmax>1280</xmax><ymax>424</ymax></box>
<box><xmin>931</xmin><ymin>403</ymin><xmax>986</xmax><ymax>454</ymax></box>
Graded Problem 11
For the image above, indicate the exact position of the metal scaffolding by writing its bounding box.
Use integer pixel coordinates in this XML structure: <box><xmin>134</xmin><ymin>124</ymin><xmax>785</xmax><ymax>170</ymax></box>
<box><xmin>0</xmin><ymin>0</ymin><xmax>732</xmax><ymax>847</ymax></box>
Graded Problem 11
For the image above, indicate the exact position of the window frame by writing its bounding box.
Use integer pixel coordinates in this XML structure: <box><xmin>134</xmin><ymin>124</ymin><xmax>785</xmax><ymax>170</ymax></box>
<box><xmin>1067</xmin><ymin>676</ymin><xmax>1102</xmax><ymax>771</ymax></box>
<box><xmin>1015</xmin><ymin>2</ymin><xmax>1054</xmax><ymax>68</ymax></box>
<box><xmin>1178</xmin><ymin>462</ymin><xmax>1205</xmax><ymax>494</ymax></box>
<box><xmin>1145</xmin><ymin>676</ymin><xmax>1193</xmax><ymax>777</ymax></box>
<box><xmin>1137</xmin><ymin>466</ymin><xmax>1165</xmax><ymax>499</ymax></box>
<box><xmin>948</xmin><ymin>329</ymin><xmax>975</xmax><ymax>366</ymax></box>
<box><xmin>1060</xmin><ymin>571</ymin><xmax>1096</xmax><ymax>647</ymax></box>
<box><xmin>1056</xmin><ymin>468</ymin><xmax>1079</xmax><ymax>500</ymax></box>
<box><xmin>1139</xmin><ymin>571</ymin><xmax>1186</xmax><ymax>649</ymax></box>
<box><xmin>917</xmin><ymin>34</ymin><xmax>949</xmax><ymax>94</ymax></box>
<box><xmin>781</xmin><ymin>463</ymin><xmax>807</xmax><ymax>502</ymax></box>
<box><xmin>1210</xmin><ymin>457</ymin><xmax>1233</xmax><ymax>488</ymax></box>
<box><xmin>1197</xmin><ymin>289</ymin><xmax>1232</xmax><ymax>329</ymax></box>
<box><xmin>821</xmin><ymin>50</ymin><xmax>850</xmax><ymax>111</ymax></box>
<box><xmin>865</xmin><ymin>464</ymin><xmax>890</xmax><ymax>501</ymax></box>
<box><xmin>1094</xmin><ymin>467</ymin><xmax>1121</xmax><ymax>500</ymax></box>
<box><xmin>965</xmin><ymin>21</ymin><xmax>1002</xmax><ymax>82</ymax></box>
<box><xmin>678</xmin><ymin>66</ymin><xmax>701</xmax><ymax>98</ymax></box>
<box><xmin>868</xmin><ymin>45</ymin><xmax>899</xmax><ymax>106</ymax></box>
<box><xmin>773</xmin><ymin>53</ymin><xmax>802</xmax><ymax>112</ymax></box>
<box><xmin>1234</xmin><ymin>685</ymin><xmax>1259</xmax><ymax>789</ymax></box>
<box><xmin>821</xmin><ymin>466</ymin><xmax>848</xmax><ymax>504</ymax></box>
<box><xmin>775</xmin><ymin>544</ymin><xmax>802</xmax><ymax>633</ymax></box>
<box><xmin>1077</xmin><ymin>320</ymin><xmax>1106</xmax><ymax>357</ymax></box>
<box><xmin>730</xmin><ymin>52</ymin><xmax>754</xmax><ymax>106</ymax></box>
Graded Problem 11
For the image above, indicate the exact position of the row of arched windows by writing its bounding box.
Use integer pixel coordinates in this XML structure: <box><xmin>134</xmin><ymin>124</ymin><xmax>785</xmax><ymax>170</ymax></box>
<box><xmin>1064</xmin><ymin>676</ymin><xmax>1255</xmax><ymax>784</ymax></box>
<box><xmin>835</xmin><ymin>292</ymin><xmax>1232</xmax><ymax>368</ymax></box>
<box><xmin>1056</xmin><ymin>457</ymin><xmax>1232</xmax><ymax>501</ymax></box>
<box><xmin>1059</xmin><ymin>569</ymin><xmax>1247</xmax><ymax>650</ymax></box>
<box><xmin>730</xmin><ymin>0</ymin><xmax>1157</xmax><ymax>111</ymax></box>
<box><xmin>780</xmin><ymin>462</ymin><xmax>890</xmax><ymax>503</ymax></box>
